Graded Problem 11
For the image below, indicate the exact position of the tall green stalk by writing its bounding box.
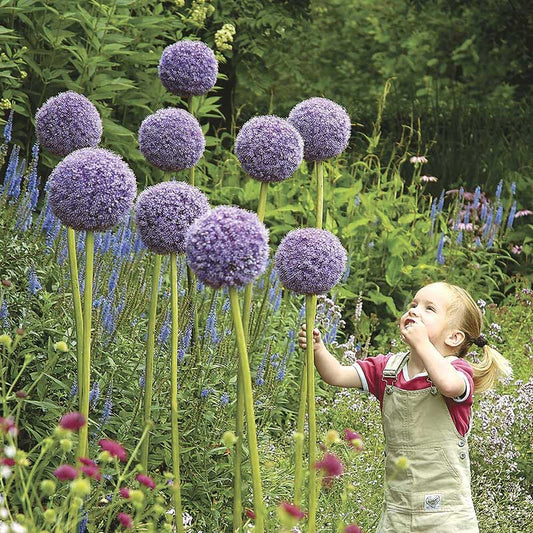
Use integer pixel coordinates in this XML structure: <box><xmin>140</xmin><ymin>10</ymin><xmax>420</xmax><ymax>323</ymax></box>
<box><xmin>67</xmin><ymin>228</ymin><xmax>85</xmax><ymax>457</ymax></box>
<box><xmin>315</xmin><ymin>161</ymin><xmax>324</xmax><ymax>229</ymax></box>
<box><xmin>305</xmin><ymin>294</ymin><xmax>318</xmax><ymax>532</ymax></box>
<box><xmin>229</xmin><ymin>287</ymin><xmax>264</xmax><ymax>532</ymax></box>
<box><xmin>170</xmin><ymin>253</ymin><xmax>184</xmax><ymax>533</ymax></box>
<box><xmin>140</xmin><ymin>253</ymin><xmax>162</xmax><ymax>471</ymax></box>
<box><xmin>234</xmin><ymin>180</ymin><xmax>268</xmax><ymax>530</ymax></box>
<box><xmin>79</xmin><ymin>231</ymin><xmax>94</xmax><ymax>458</ymax></box>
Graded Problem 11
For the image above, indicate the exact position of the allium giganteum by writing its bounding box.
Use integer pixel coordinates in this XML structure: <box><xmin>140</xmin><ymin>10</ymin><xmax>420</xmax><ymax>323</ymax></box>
<box><xmin>275</xmin><ymin>228</ymin><xmax>347</xmax><ymax>294</ymax></box>
<box><xmin>235</xmin><ymin>115</ymin><xmax>304</xmax><ymax>182</ymax></box>
<box><xmin>135</xmin><ymin>182</ymin><xmax>210</xmax><ymax>254</ymax></box>
<box><xmin>185</xmin><ymin>206</ymin><xmax>269</xmax><ymax>289</ymax></box>
<box><xmin>138</xmin><ymin>108</ymin><xmax>205</xmax><ymax>171</ymax></box>
<box><xmin>35</xmin><ymin>91</ymin><xmax>102</xmax><ymax>156</ymax></box>
<box><xmin>288</xmin><ymin>97</ymin><xmax>351</xmax><ymax>161</ymax></box>
<box><xmin>48</xmin><ymin>148</ymin><xmax>137</xmax><ymax>231</ymax></box>
<box><xmin>158</xmin><ymin>40</ymin><xmax>218</xmax><ymax>97</ymax></box>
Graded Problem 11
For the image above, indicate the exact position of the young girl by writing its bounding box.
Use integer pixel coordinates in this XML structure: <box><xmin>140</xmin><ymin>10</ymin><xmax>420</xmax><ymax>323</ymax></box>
<box><xmin>298</xmin><ymin>281</ymin><xmax>512</xmax><ymax>532</ymax></box>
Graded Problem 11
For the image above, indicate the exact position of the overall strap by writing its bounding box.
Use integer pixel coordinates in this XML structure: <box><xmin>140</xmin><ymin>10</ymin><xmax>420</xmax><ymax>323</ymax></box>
<box><xmin>382</xmin><ymin>352</ymin><xmax>410</xmax><ymax>384</ymax></box>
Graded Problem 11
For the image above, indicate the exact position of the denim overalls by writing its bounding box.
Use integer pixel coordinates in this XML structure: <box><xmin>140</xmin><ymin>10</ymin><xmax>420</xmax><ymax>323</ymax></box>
<box><xmin>376</xmin><ymin>353</ymin><xmax>479</xmax><ymax>532</ymax></box>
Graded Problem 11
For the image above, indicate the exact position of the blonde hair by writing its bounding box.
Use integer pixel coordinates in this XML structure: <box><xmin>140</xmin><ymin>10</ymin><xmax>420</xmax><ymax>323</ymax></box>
<box><xmin>440</xmin><ymin>282</ymin><xmax>512</xmax><ymax>393</ymax></box>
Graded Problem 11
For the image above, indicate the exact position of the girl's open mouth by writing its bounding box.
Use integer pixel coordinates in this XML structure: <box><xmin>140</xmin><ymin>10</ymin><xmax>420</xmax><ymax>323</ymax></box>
<box><xmin>404</xmin><ymin>318</ymin><xmax>416</xmax><ymax>327</ymax></box>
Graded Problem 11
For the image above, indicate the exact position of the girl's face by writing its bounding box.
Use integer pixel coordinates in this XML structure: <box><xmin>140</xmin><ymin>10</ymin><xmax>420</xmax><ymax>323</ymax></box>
<box><xmin>400</xmin><ymin>283</ymin><xmax>456</xmax><ymax>348</ymax></box>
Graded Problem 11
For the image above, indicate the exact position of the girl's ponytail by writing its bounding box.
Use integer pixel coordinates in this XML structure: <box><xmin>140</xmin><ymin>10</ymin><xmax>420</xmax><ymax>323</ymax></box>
<box><xmin>471</xmin><ymin>344</ymin><xmax>512</xmax><ymax>393</ymax></box>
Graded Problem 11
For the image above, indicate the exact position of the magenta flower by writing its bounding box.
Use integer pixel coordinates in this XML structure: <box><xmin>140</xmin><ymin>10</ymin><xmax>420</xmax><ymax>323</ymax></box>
<box><xmin>118</xmin><ymin>512</ymin><xmax>133</xmax><ymax>529</ymax></box>
<box><xmin>235</xmin><ymin>115</ymin><xmax>303</xmax><ymax>182</ymax></box>
<box><xmin>59</xmin><ymin>412</ymin><xmax>86</xmax><ymax>431</ymax></box>
<box><xmin>78</xmin><ymin>457</ymin><xmax>97</xmax><ymax>467</ymax></box>
<box><xmin>314</xmin><ymin>452</ymin><xmax>344</xmax><ymax>486</ymax></box>
<box><xmin>119</xmin><ymin>487</ymin><xmax>131</xmax><ymax>499</ymax></box>
<box><xmin>136</xmin><ymin>473</ymin><xmax>155</xmax><ymax>489</ymax></box>
<box><xmin>185</xmin><ymin>205</ymin><xmax>269</xmax><ymax>289</ymax></box>
<box><xmin>53</xmin><ymin>464</ymin><xmax>78</xmax><ymax>481</ymax></box>
<box><xmin>275</xmin><ymin>228</ymin><xmax>347</xmax><ymax>295</ymax></box>
<box><xmin>99</xmin><ymin>439</ymin><xmax>127</xmax><ymax>462</ymax></box>
<box><xmin>81</xmin><ymin>464</ymin><xmax>101</xmax><ymax>481</ymax></box>
<box><xmin>279</xmin><ymin>502</ymin><xmax>306</xmax><ymax>520</ymax></box>
<box><xmin>344</xmin><ymin>429</ymin><xmax>364</xmax><ymax>451</ymax></box>
<box><xmin>48</xmin><ymin>148</ymin><xmax>137</xmax><ymax>232</ymax></box>
<box><xmin>138</xmin><ymin>108</ymin><xmax>205</xmax><ymax>171</ymax></box>
<box><xmin>134</xmin><ymin>181</ymin><xmax>210</xmax><ymax>254</ymax></box>
<box><xmin>288</xmin><ymin>97</ymin><xmax>351</xmax><ymax>161</ymax></box>
<box><xmin>345</xmin><ymin>525</ymin><xmax>363</xmax><ymax>533</ymax></box>
<box><xmin>35</xmin><ymin>91</ymin><xmax>102</xmax><ymax>156</ymax></box>
<box><xmin>159</xmin><ymin>40</ymin><xmax>218</xmax><ymax>97</ymax></box>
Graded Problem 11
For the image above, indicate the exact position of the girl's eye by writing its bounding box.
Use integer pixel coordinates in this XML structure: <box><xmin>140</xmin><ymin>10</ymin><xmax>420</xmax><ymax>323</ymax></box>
<box><xmin>427</xmin><ymin>306</ymin><xmax>435</xmax><ymax>312</ymax></box>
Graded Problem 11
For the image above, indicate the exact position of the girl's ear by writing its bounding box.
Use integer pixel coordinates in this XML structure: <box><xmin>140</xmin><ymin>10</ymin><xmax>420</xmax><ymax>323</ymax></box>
<box><xmin>445</xmin><ymin>330</ymin><xmax>465</xmax><ymax>348</ymax></box>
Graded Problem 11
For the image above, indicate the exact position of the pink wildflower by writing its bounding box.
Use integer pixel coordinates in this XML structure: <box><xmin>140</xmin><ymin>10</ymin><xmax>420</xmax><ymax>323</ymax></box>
<box><xmin>344</xmin><ymin>429</ymin><xmax>364</xmax><ymax>451</ymax></box>
<box><xmin>420</xmin><ymin>175</ymin><xmax>438</xmax><ymax>182</ymax></box>
<box><xmin>99</xmin><ymin>439</ymin><xmax>127</xmax><ymax>462</ymax></box>
<box><xmin>136</xmin><ymin>473</ymin><xmax>155</xmax><ymax>489</ymax></box>
<box><xmin>81</xmin><ymin>464</ymin><xmax>101</xmax><ymax>481</ymax></box>
<box><xmin>53</xmin><ymin>464</ymin><xmax>78</xmax><ymax>481</ymax></box>
<box><xmin>515</xmin><ymin>210</ymin><xmax>532</xmax><ymax>218</ymax></box>
<box><xmin>0</xmin><ymin>417</ymin><xmax>19</xmax><ymax>436</ymax></box>
<box><xmin>1</xmin><ymin>458</ymin><xmax>15</xmax><ymax>467</ymax></box>
<box><xmin>409</xmin><ymin>155</ymin><xmax>427</xmax><ymax>164</ymax></box>
<box><xmin>345</xmin><ymin>525</ymin><xmax>363</xmax><ymax>533</ymax></box>
<box><xmin>59</xmin><ymin>412</ymin><xmax>86</xmax><ymax>431</ymax></box>
<box><xmin>245</xmin><ymin>509</ymin><xmax>256</xmax><ymax>520</ymax></box>
<box><xmin>119</xmin><ymin>487</ymin><xmax>130</xmax><ymax>499</ymax></box>
<box><xmin>314</xmin><ymin>452</ymin><xmax>344</xmax><ymax>486</ymax></box>
<box><xmin>118</xmin><ymin>512</ymin><xmax>133</xmax><ymax>529</ymax></box>
<box><xmin>279</xmin><ymin>501</ymin><xmax>306</xmax><ymax>520</ymax></box>
<box><xmin>78</xmin><ymin>457</ymin><xmax>97</xmax><ymax>467</ymax></box>
<box><xmin>511</xmin><ymin>245</ymin><xmax>522</xmax><ymax>255</ymax></box>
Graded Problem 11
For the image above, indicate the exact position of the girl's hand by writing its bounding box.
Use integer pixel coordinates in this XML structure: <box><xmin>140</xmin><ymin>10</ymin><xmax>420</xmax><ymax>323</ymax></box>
<box><xmin>400</xmin><ymin>318</ymin><xmax>430</xmax><ymax>348</ymax></box>
<box><xmin>298</xmin><ymin>324</ymin><xmax>324</xmax><ymax>352</ymax></box>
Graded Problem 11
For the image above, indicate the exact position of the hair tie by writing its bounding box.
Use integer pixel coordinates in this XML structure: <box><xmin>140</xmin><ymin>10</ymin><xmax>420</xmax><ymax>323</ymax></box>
<box><xmin>473</xmin><ymin>334</ymin><xmax>488</xmax><ymax>347</ymax></box>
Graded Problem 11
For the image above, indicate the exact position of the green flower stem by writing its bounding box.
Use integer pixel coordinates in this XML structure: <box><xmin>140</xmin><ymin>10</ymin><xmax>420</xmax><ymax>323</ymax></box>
<box><xmin>316</xmin><ymin>161</ymin><xmax>324</xmax><ymax>230</ymax></box>
<box><xmin>234</xmin><ymin>180</ymin><xmax>268</xmax><ymax>530</ymax></box>
<box><xmin>67</xmin><ymin>227</ymin><xmax>85</xmax><ymax>457</ymax></box>
<box><xmin>170</xmin><ymin>253</ymin><xmax>184</xmax><ymax>533</ymax></box>
<box><xmin>293</xmin><ymin>366</ymin><xmax>307</xmax><ymax>507</ymax></box>
<box><xmin>141</xmin><ymin>253</ymin><xmax>162</xmax><ymax>471</ymax></box>
<box><xmin>188</xmin><ymin>95</ymin><xmax>196</xmax><ymax>186</ymax></box>
<box><xmin>229</xmin><ymin>286</ymin><xmax>264</xmax><ymax>532</ymax></box>
<box><xmin>306</xmin><ymin>293</ymin><xmax>318</xmax><ymax>532</ymax></box>
<box><xmin>79</xmin><ymin>231</ymin><xmax>94</xmax><ymax>458</ymax></box>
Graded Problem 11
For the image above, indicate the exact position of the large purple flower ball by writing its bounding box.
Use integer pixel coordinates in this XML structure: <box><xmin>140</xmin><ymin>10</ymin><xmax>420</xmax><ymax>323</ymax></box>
<box><xmin>48</xmin><ymin>148</ymin><xmax>137</xmax><ymax>232</ymax></box>
<box><xmin>35</xmin><ymin>91</ymin><xmax>102</xmax><ymax>157</ymax></box>
<box><xmin>235</xmin><ymin>115</ymin><xmax>304</xmax><ymax>182</ymax></box>
<box><xmin>185</xmin><ymin>206</ymin><xmax>269</xmax><ymax>289</ymax></box>
<box><xmin>275</xmin><ymin>228</ymin><xmax>347</xmax><ymax>295</ymax></box>
<box><xmin>135</xmin><ymin>181</ymin><xmax>210</xmax><ymax>255</ymax></box>
<box><xmin>287</xmin><ymin>97</ymin><xmax>351</xmax><ymax>162</ymax></box>
<box><xmin>159</xmin><ymin>40</ymin><xmax>218</xmax><ymax>97</ymax></box>
<box><xmin>139</xmin><ymin>108</ymin><xmax>205</xmax><ymax>171</ymax></box>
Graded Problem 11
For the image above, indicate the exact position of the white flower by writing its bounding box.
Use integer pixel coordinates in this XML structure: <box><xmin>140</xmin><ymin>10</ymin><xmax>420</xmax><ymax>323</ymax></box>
<box><xmin>0</xmin><ymin>510</ymin><xmax>6</xmax><ymax>520</ymax></box>
<box><xmin>10</xmin><ymin>523</ymin><xmax>27</xmax><ymax>533</ymax></box>
<box><xmin>0</xmin><ymin>466</ymin><xmax>11</xmax><ymax>479</ymax></box>
<box><xmin>0</xmin><ymin>522</ymin><xmax>8</xmax><ymax>533</ymax></box>
<box><xmin>3</xmin><ymin>446</ymin><xmax>15</xmax><ymax>458</ymax></box>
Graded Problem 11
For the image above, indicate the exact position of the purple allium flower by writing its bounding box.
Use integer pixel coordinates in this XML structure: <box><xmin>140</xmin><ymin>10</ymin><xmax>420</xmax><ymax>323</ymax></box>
<box><xmin>158</xmin><ymin>40</ymin><xmax>218</xmax><ymax>97</ymax></box>
<box><xmin>274</xmin><ymin>228</ymin><xmax>346</xmax><ymax>295</ymax></box>
<box><xmin>287</xmin><ymin>97</ymin><xmax>351</xmax><ymax>161</ymax></box>
<box><xmin>138</xmin><ymin>108</ymin><xmax>205</xmax><ymax>171</ymax></box>
<box><xmin>235</xmin><ymin>116</ymin><xmax>303</xmax><ymax>182</ymax></box>
<box><xmin>185</xmin><ymin>206</ymin><xmax>269</xmax><ymax>289</ymax></box>
<box><xmin>35</xmin><ymin>91</ymin><xmax>102</xmax><ymax>156</ymax></box>
<box><xmin>135</xmin><ymin>181</ymin><xmax>210</xmax><ymax>254</ymax></box>
<box><xmin>48</xmin><ymin>148</ymin><xmax>137</xmax><ymax>232</ymax></box>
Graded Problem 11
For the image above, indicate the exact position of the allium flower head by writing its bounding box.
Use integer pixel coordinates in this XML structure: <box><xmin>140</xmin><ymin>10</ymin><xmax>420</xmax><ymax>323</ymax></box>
<box><xmin>135</xmin><ymin>181</ymin><xmax>210</xmax><ymax>254</ymax></box>
<box><xmin>185</xmin><ymin>205</ymin><xmax>269</xmax><ymax>289</ymax></box>
<box><xmin>288</xmin><ymin>97</ymin><xmax>351</xmax><ymax>161</ymax></box>
<box><xmin>235</xmin><ymin>115</ymin><xmax>303</xmax><ymax>182</ymax></box>
<box><xmin>35</xmin><ymin>91</ymin><xmax>102</xmax><ymax>156</ymax></box>
<box><xmin>138</xmin><ymin>108</ymin><xmax>205</xmax><ymax>171</ymax></box>
<box><xmin>159</xmin><ymin>40</ymin><xmax>218</xmax><ymax>96</ymax></box>
<box><xmin>275</xmin><ymin>228</ymin><xmax>347</xmax><ymax>295</ymax></box>
<box><xmin>48</xmin><ymin>148</ymin><xmax>137</xmax><ymax>232</ymax></box>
